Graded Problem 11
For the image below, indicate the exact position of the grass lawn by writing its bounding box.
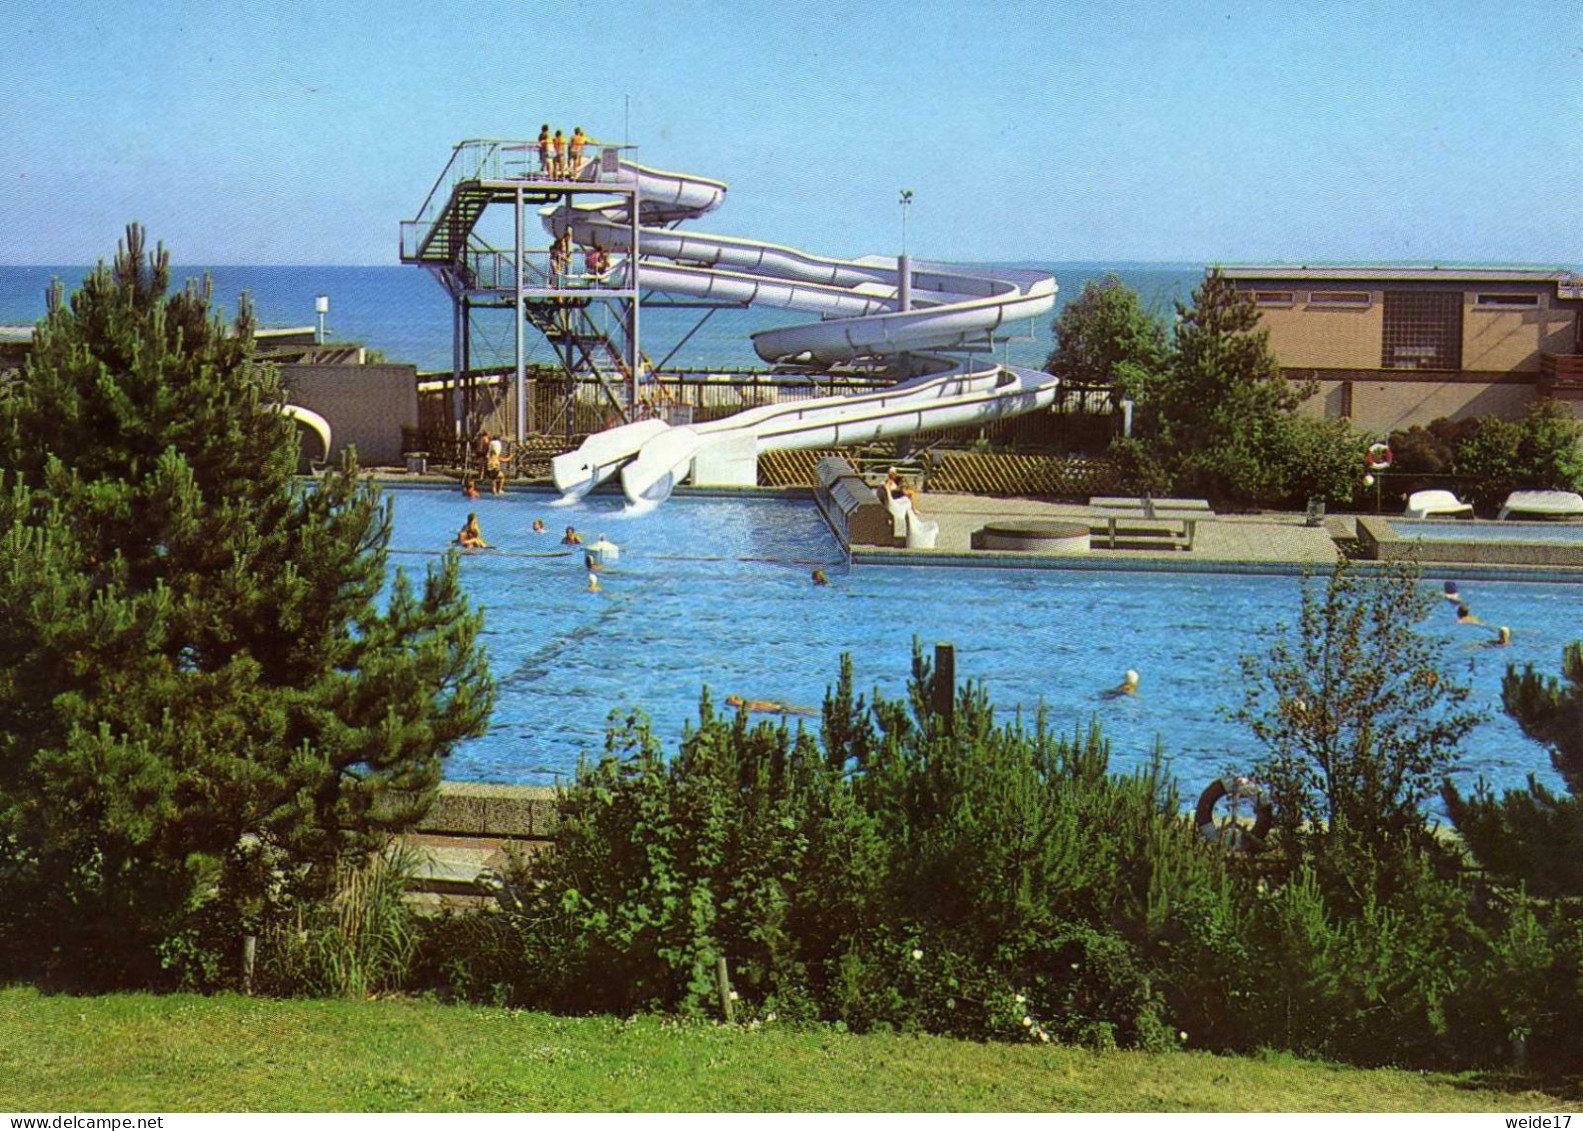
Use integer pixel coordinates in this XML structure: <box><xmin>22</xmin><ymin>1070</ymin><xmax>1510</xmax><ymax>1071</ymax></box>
<box><xmin>0</xmin><ymin>986</ymin><xmax>1564</xmax><ymax>1113</ymax></box>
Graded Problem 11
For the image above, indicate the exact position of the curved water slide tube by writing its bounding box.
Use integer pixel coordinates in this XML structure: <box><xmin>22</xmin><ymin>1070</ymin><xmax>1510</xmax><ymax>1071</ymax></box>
<box><xmin>547</xmin><ymin>160</ymin><xmax>1058</xmax><ymax>504</ymax></box>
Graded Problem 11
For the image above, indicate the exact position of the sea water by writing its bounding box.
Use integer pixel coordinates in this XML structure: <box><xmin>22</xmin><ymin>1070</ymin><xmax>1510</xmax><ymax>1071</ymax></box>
<box><xmin>0</xmin><ymin>262</ymin><xmax>1201</xmax><ymax>374</ymax></box>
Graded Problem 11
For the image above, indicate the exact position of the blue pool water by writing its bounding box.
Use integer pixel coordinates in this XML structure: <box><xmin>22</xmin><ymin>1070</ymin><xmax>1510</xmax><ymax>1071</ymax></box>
<box><xmin>386</xmin><ymin>488</ymin><xmax>1581</xmax><ymax>798</ymax></box>
<box><xmin>1392</xmin><ymin>519</ymin><xmax>1583</xmax><ymax>545</ymax></box>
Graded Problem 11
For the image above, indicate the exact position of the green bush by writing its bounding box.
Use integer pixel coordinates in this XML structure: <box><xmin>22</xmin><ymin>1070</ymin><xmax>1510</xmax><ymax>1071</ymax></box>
<box><xmin>1388</xmin><ymin>404</ymin><xmax>1583</xmax><ymax>513</ymax></box>
<box><xmin>475</xmin><ymin>649</ymin><xmax>1223</xmax><ymax>1047</ymax></box>
<box><xmin>1266</xmin><ymin>415</ymin><xmax>1371</xmax><ymax>508</ymax></box>
<box><xmin>404</xmin><ymin>642</ymin><xmax>1572</xmax><ymax>1074</ymax></box>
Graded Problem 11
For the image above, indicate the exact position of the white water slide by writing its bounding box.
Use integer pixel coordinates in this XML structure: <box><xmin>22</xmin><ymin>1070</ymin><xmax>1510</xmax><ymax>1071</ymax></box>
<box><xmin>548</xmin><ymin>160</ymin><xmax>1059</xmax><ymax>505</ymax></box>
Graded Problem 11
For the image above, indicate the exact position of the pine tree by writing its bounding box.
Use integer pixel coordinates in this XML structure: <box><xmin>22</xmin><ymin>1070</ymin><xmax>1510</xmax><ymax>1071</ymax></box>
<box><xmin>1141</xmin><ymin>269</ymin><xmax>1313</xmax><ymax>502</ymax></box>
<box><xmin>0</xmin><ymin>226</ymin><xmax>492</xmax><ymax>984</ymax></box>
<box><xmin>1443</xmin><ymin>642</ymin><xmax>1583</xmax><ymax>897</ymax></box>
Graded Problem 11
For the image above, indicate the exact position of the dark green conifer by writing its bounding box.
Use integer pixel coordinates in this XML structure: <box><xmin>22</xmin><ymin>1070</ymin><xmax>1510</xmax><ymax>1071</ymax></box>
<box><xmin>0</xmin><ymin>225</ymin><xmax>492</xmax><ymax>984</ymax></box>
<box><xmin>1444</xmin><ymin>642</ymin><xmax>1583</xmax><ymax>897</ymax></box>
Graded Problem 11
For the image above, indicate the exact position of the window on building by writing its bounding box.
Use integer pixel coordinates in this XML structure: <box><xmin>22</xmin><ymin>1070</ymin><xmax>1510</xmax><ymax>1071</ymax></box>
<box><xmin>1308</xmin><ymin>291</ymin><xmax>1371</xmax><ymax>307</ymax></box>
<box><xmin>1474</xmin><ymin>293</ymin><xmax>1540</xmax><ymax>307</ymax></box>
<box><xmin>1253</xmin><ymin>291</ymin><xmax>1295</xmax><ymax>306</ymax></box>
<box><xmin>1381</xmin><ymin>290</ymin><xmax>1462</xmax><ymax>370</ymax></box>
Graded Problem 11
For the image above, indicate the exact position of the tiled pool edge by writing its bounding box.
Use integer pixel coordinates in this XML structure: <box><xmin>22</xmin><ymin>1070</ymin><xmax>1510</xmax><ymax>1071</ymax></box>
<box><xmin>1359</xmin><ymin>515</ymin><xmax>1583</xmax><ymax>571</ymax></box>
<box><xmin>852</xmin><ymin>545</ymin><xmax>1583</xmax><ymax>582</ymax></box>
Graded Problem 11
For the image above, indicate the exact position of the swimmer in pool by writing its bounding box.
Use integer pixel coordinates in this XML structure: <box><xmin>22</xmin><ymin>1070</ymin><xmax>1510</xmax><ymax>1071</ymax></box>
<box><xmin>584</xmin><ymin>552</ymin><xmax>604</xmax><ymax>572</ymax></box>
<box><xmin>562</xmin><ymin>525</ymin><xmax>583</xmax><ymax>545</ymax></box>
<box><xmin>461</xmin><ymin>475</ymin><xmax>480</xmax><ymax>500</ymax></box>
<box><xmin>532</xmin><ymin>519</ymin><xmax>546</xmax><ymax>533</ymax></box>
<box><xmin>456</xmin><ymin>513</ymin><xmax>488</xmax><ymax>549</ymax></box>
<box><xmin>1455</xmin><ymin>603</ymin><xmax>1482</xmax><ymax>625</ymax></box>
<box><xmin>725</xmin><ymin>695</ymin><xmax>817</xmax><ymax>716</ymax></box>
<box><xmin>812</xmin><ymin>569</ymin><xmax>830</xmax><ymax>586</ymax></box>
<box><xmin>586</xmin><ymin>571</ymin><xmax>602</xmax><ymax>593</ymax></box>
<box><xmin>1101</xmin><ymin>670</ymin><xmax>1140</xmax><ymax>698</ymax></box>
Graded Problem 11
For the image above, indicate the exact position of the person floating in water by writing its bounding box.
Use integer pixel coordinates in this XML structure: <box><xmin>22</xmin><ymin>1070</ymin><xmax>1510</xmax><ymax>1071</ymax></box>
<box><xmin>461</xmin><ymin>474</ymin><xmax>480</xmax><ymax>500</ymax></box>
<box><xmin>584</xmin><ymin>552</ymin><xmax>605</xmax><ymax>573</ymax></box>
<box><xmin>586</xmin><ymin>571</ymin><xmax>602</xmax><ymax>593</ymax></box>
<box><xmin>1101</xmin><ymin>670</ymin><xmax>1140</xmax><ymax>699</ymax></box>
<box><xmin>811</xmin><ymin>568</ymin><xmax>830</xmax><ymax>586</ymax></box>
<box><xmin>532</xmin><ymin>519</ymin><xmax>546</xmax><ymax>534</ymax></box>
<box><xmin>725</xmin><ymin>694</ymin><xmax>818</xmax><ymax>716</ymax></box>
<box><xmin>1443</xmin><ymin>580</ymin><xmax>1461</xmax><ymax>604</ymax></box>
<box><xmin>456</xmin><ymin>513</ymin><xmax>488</xmax><ymax>549</ymax></box>
<box><xmin>562</xmin><ymin>525</ymin><xmax>583</xmax><ymax>545</ymax></box>
<box><xmin>1452</xmin><ymin>599</ymin><xmax>1510</xmax><ymax>645</ymax></box>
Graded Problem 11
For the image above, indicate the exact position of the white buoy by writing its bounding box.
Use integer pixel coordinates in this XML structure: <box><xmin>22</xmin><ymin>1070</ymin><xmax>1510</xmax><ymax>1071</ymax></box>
<box><xmin>587</xmin><ymin>534</ymin><xmax>621</xmax><ymax>566</ymax></box>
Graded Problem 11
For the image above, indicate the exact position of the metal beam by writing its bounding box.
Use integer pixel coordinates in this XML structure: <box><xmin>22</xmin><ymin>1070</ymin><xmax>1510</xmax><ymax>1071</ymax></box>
<box><xmin>514</xmin><ymin>185</ymin><xmax>526</xmax><ymax>441</ymax></box>
<box><xmin>629</xmin><ymin>181</ymin><xmax>641</xmax><ymax>413</ymax></box>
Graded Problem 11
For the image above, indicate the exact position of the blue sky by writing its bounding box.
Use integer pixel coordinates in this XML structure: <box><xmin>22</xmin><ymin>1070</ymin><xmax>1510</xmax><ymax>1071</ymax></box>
<box><xmin>2</xmin><ymin>0</ymin><xmax>1578</xmax><ymax>266</ymax></box>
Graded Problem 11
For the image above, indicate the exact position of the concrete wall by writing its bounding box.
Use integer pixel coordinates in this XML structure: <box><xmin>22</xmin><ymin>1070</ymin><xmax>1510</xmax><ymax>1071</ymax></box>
<box><xmin>1464</xmin><ymin>298</ymin><xmax>1579</xmax><ymax>372</ymax></box>
<box><xmin>1292</xmin><ymin>371</ymin><xmax>1539</xmax><ymax>432</ymax></box>
<box><xmin>282</xmin><ymin>363</ymin><xmax>418</xmax><ymax>467</ymax></box>
<box><xmin>1257</xmin><ymin>297</ymin><xmax>1383</xmax><ymax>369</ymax></box>
<box><xmin>1349</xmin><ymin>379</ymin><xmax>1536</xmax><ymax>433</ymax></box>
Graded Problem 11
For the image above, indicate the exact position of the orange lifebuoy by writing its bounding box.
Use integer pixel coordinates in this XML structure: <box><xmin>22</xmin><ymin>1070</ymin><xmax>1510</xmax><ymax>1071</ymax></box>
<box><xmin>1366</xmin><ymin>443</ymin><xmax>1393</xmax><ymax>471</ymax></box>
<box><xmin>1195</xmin><ymin>776</ymin><xmax>1274</xmax><ymax>853</ymax></box>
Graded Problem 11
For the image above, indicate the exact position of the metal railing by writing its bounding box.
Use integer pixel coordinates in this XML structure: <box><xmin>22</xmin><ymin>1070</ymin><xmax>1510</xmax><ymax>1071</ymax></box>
<box><xmin>459</xmin><ymin>245</ymin><xmax>631</xmax><ymax>294</ymax></box>
<box><xmin>402</xmin><ymin>139</ymin><xmax>626</xmax><ymax>252</ymax></box>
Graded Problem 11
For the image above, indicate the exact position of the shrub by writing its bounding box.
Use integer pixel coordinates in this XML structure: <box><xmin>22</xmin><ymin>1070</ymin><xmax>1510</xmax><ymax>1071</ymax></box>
<box><xmin>484</xmin><ymin>649</ymin><xmax>1228</xmax><ymax>1047</ymax></box>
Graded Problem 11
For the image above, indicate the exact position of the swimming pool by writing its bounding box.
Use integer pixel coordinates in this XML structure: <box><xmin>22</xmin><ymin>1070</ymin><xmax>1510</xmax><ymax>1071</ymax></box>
<box><xmin>386</xmin><ymin>487</ymin><xmax>1581</xmax><ymax>798</ymax></box>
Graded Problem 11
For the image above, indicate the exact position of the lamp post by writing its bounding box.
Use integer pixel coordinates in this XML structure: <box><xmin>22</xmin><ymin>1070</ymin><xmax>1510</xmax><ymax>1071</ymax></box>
<box><xmin>897</xmin><ymin>189</ymin><xmax>914</xmax><ymax>313</ymax></box>
<box><xmin>315</xmin><ymin>294</ymin><xmax>329</xmax><ymax>345</ymax></box>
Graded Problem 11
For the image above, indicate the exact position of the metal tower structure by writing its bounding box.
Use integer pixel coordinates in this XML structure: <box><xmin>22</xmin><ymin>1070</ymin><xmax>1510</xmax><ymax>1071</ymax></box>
<box><xmin>399</xmin><ymin>138</ymin><xmax>646</xmax><ymax>441</ymax></box>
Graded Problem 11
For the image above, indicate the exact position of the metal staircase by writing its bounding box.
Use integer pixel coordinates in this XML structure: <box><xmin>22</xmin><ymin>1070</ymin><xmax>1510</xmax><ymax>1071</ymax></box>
<box><xmin>401</xmin><ymin>138</ymin><xmax>651</xmax><ymax>437</ymax></box>
<box><xmin>524</xmin><ymin>301</ymin><xmax>635</xmax><ymax>417</ymax></box>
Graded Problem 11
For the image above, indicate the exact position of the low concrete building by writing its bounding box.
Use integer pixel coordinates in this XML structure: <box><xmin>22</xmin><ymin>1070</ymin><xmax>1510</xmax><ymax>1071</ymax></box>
<box><xmin>279</xmin><ymin>362</ymin><xmax>417</xmax><ymax>468</ymax></box>
<box><xmin>1222</xmin><ymin>266</ymin><xmax>1583</xmax><ymax>432</ymax></box>
<box><xmin>2</xmin><ymin>324</ymin><xmax>419</xmax><ymax>469</ymax></box>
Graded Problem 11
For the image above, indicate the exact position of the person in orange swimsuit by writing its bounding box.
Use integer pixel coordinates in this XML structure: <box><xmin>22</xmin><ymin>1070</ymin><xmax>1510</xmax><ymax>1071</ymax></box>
<box><xmin>456</xmin><ymin>513</ymin><xmax>488</xmax><ymax>549</ymax></box>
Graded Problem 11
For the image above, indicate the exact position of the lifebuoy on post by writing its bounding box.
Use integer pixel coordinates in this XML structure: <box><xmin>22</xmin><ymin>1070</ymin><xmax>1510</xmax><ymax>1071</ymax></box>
<box><xmin>1365</xmin><ymin>442</ymin><xmax>1393</xmax><ymax>471</ymax></box>
<box><xmin>1195</xmin><ymin>775</ymin><xmax>1274</xmax><ymax>852</ymax></box>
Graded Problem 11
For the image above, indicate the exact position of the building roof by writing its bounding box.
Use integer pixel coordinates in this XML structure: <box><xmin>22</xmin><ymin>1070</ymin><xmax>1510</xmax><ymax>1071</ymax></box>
<box><xmin>0</xmin><ymin>324</ymin><xmax>325</xmax><ymax>346</ymax></box>
<box><xmin>1219</xmin><ymin>264</ymin><xmax>1582</xmax><ymax>289</ymax></box>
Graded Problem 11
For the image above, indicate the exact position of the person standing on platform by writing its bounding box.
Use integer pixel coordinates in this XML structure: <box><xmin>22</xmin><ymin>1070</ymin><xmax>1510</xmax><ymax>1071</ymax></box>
<box><xmin>568</xmin><ymin>126</ymin><xmax>587</xmax><ymax>178</ymax></box>
<box><xmin>551</xmin><ymin>129</ymin><xmax>566</xmax><ymax>177</ymax></box>
<box><xmin>537</xmin><ymin>124</ymin><xmax>552</xmax><ymax>177</ymax></box>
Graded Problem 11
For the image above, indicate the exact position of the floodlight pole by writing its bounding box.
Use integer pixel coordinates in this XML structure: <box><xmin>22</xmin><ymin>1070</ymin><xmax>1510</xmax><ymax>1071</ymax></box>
<box><xmin>897</xmin><ymin>190</ymin><xmax>913</xmax><ymax>312</ymax></box>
